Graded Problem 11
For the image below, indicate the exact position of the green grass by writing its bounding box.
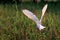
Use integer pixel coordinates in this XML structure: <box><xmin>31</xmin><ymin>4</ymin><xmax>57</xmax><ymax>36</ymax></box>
<box><xmin>0</xmin><ymin>2</ymin><xmax>60</xmax><ymax>40</ymax></box>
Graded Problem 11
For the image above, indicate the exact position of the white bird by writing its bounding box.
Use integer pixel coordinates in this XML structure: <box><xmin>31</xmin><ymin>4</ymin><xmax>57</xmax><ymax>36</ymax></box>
<box><xmin>22</xmin><ymin>4</ymin><xmax>48</xmax><ymax>30</ymax></box>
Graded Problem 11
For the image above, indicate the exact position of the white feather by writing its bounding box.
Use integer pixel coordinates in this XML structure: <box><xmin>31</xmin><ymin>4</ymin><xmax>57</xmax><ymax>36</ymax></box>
<box><xmin>40</xmin><ymin>4</ymin><xmax>48</xmax><ymax>23</ymax></box>
<box><xmin>22</xmin><ymin>9</ymin><xmax>39</xmax><ymax>23</ymax></box>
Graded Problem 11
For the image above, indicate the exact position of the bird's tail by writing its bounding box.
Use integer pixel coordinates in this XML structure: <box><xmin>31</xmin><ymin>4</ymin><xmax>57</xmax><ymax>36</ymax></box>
<box><xmin>37</xmin><ymin>23</ymin><xmax>45</xmax><ymax>30</ymax></box>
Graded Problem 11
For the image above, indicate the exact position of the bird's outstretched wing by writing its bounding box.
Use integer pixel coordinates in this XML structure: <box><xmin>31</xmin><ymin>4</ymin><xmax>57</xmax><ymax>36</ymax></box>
<box><xmin>22</xmin><ymin>9</ymin><xmax>39</xmax><ymax>23</ymax></box>
<box><xmin>40</xmin><ymin>4</ymin><xmax>48</xmax><ymax>23</ymax></box>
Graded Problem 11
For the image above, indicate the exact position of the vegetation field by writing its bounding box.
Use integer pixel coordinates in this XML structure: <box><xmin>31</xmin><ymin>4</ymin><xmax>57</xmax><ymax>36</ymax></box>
<box><xmin>0</xmin><ymin>2</ymin><xmax>60</xmax><ymax>40</ymax></box>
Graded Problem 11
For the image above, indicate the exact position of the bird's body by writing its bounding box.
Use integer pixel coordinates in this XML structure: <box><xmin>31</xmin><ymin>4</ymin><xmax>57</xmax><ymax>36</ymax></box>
<box><xmin>22</xmin><ymin>4</ymin><xmax>48</xmax><ymax>30</ymax></box>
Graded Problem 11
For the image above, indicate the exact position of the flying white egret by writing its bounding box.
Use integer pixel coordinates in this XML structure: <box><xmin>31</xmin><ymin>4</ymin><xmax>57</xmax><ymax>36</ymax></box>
<box><xmin>22</xmin><ymin>4</ymin><xmax>48</xmax><ymax>30</ymax></box>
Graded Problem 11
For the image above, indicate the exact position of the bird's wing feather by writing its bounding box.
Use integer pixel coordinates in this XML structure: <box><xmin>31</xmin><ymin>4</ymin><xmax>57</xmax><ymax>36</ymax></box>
<box><xmin>40</xmin><ymin>4</ymin><xmax>48</xmax><ymax>23</ymax></box>
<box><xmin>22</xmin><ymin>9</ymin><xmax>39</xmax><ymax>23</ymax></box>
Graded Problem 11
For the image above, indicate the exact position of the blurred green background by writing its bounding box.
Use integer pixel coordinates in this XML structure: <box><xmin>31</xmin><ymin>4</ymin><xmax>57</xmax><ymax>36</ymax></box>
<box><xmin>0</xmin><ymin>0</ymin><xmax>60</xmax><ymax>40</ymax></box>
